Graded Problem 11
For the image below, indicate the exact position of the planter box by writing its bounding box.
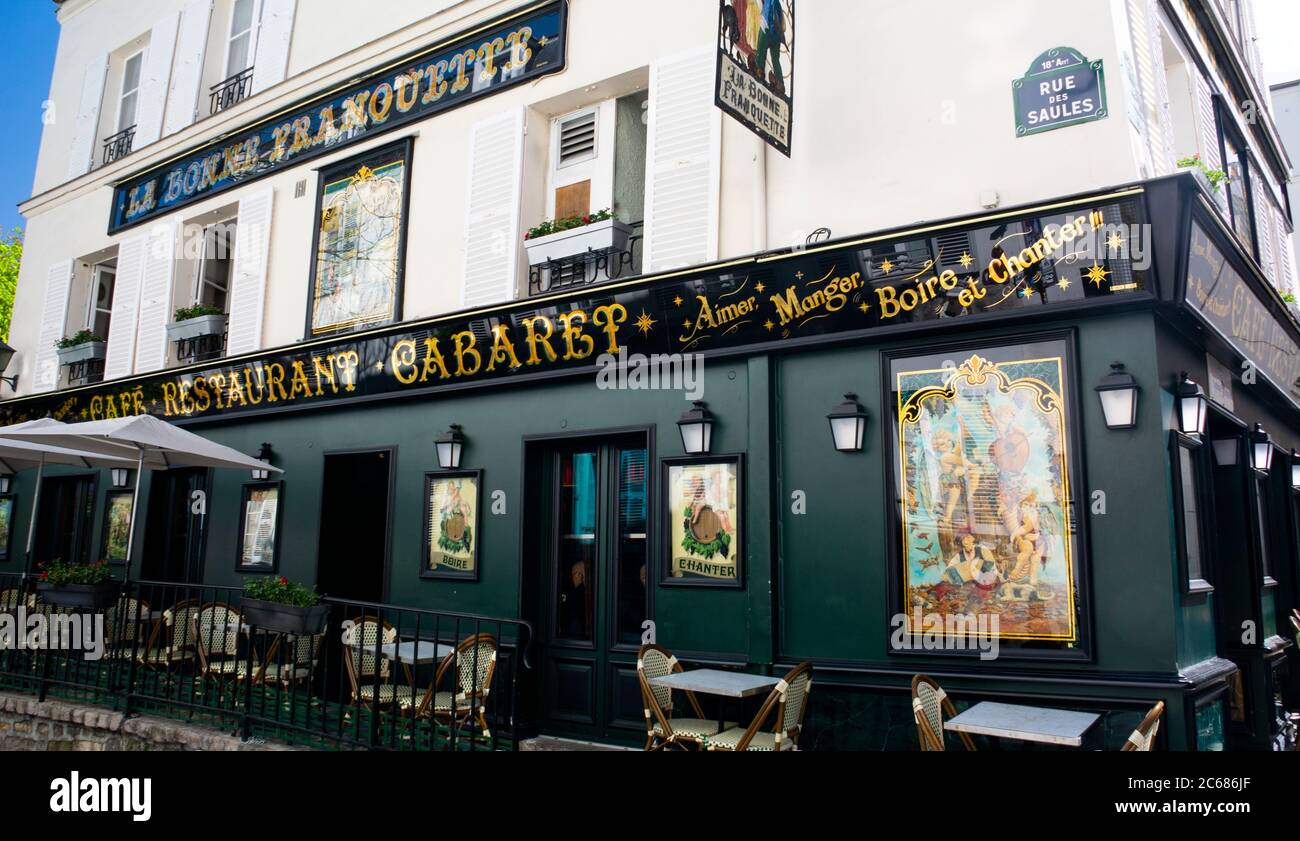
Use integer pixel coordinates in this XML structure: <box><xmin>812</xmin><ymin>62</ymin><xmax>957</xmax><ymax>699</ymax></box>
<box><xmin>166</xmin><ymin>314</ymin><xmax>228</xmax><ymax>343</ymax></box>
<box><xmin>1179</xmin><ymin>165</ymin><xmax>1219</xmax><ymax>198</ymax></box>
<box><xmin>37</xmin><ymin>581</ymin><xmax>121</xmax><ymax>609</ymax></box>
<box><xmin>241</xmin><ymin>598</ymin><xmax>330</xmax><ymax>635</ymax></box>
<box><xmin>56</xmin><ymin>341</ymin><xmax>106</xmax><ymax>366</ymax></box>
<box><xmin>525</xmin><ymin>219</ymin><xmax>633</xmax><ymax>266</ymax></box>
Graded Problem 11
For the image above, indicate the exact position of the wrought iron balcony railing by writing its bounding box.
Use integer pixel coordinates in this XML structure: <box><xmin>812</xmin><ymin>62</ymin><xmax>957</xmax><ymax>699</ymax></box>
<box><xmin>65</xmin><ymin>357</ymin><xmax>105</xmax><ymax>387</ymax></box>
<box><xmin>210</xmin><ymin>67</ymin><xmax>255</xmax><ymax>116</ymax></box>
<box><xmin>527</xmin><ymin>221</ymin><xmax>644</xmax><ymax>297</ymax></box>
<box><xmin>175</xmin><ymin>331</ymin><xmax>228</xmax><ymax>365</ymax></box>
<box><xmin>101</xmin><ymin>125</ymin><xmax>135</xmax><ymax>166</ymax></box>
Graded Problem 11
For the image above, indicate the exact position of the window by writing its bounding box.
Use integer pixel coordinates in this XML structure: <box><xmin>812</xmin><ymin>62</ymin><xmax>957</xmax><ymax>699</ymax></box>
<box><xmin>1223</xmin><ymin>134</ymin><xmax>1254</xmax><ymax>253</ymax></box>
<box><xmin>226</xmin><ymin>0</ymin><xmax>258</xmax><ymax>77</ymax></box>
<box><xmin>118</xmin><ymin>51</ymin><xmax>143</xmax><ymax>132</ymax></box>
<box><xmin>86</xmin><ymin>262</ymin><xmax>116</xmax><ymax>339</ymax></box>
<box><xmin>308</xmin><ymin>140</ymin><xmax>411</xmax><ymax>336</ymax></box>
<box><xmin>193</xmin><ymin>222</ymin><xmax>236</xmax><ymax>312</ymax></box>
<box><xmin>1173</xmin><ymin>434</ymin><xmax>1212</xmax><ymax>594</ymax></box>
<box><xmin>1255</xmin><ymin>474</ymin><xmax>1275</xmax><ymax>585</ymax></box>
<box><xmin>1159</xmin><ymin>22</ymin><xmax>1200</xmax><ymax>167</ymax></box>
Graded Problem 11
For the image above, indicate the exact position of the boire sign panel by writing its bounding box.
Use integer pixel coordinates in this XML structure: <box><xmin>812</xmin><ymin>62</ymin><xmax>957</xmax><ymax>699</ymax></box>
<box><xmin>5</xmin><ymin>191</ymin><xmax>1150</xmax><ymax>426</ymax></box>
<box><xmin>108</xmin><ymin>0</ymin><xmax>568</xmax><ymax>234</ymax></box>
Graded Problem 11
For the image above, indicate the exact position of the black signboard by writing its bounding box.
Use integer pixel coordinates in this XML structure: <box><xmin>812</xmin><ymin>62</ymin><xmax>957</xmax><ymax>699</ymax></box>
<box><xmin>108</xmin><ymin>1</ymin><xmax>568</xmax><ymax>233</ymax></box>
<box><xmin>1184</xmin><ymin>218</ymin><xmax>1300</xmax><ymax>408</ymax></box>
<box><xmin>5</xmin><ymin>191</ymin><xmax>1148</xmax><ymax>426</ymax></box>
<box><xmin>1013</xmin><ymin>47</ymin><xmax>1107</xmax><ymax>137</ymax></box>
<box><xmin>715</xmin><ymin>0</ymin><xmax>794</xmax><ymax>156</ymax></box>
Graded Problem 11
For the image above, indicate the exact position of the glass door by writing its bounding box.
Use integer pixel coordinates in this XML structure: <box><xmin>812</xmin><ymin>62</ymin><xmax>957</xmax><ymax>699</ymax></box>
<box><xmin>540</xmin><ymin>434</ymin><xmax>649</xmax><ymax>740</ymax></box>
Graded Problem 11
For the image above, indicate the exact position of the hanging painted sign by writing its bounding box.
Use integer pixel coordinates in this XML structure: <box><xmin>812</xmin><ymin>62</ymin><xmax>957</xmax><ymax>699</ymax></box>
<box><xmin>715</xmin><ymin>0</ymin><xmax>794</xmax><ymax>156</ymax></box>
<box><xmin>1184</xmin><ymin>219</ymin><xmax>1300</xmax><ymax>409</ymax></box>
<box><xmin>1013</xmin><ymin>47</ymin><xmax>1107</xmax><ymax>137</ymax></box>
<box><xmin>4</xmin><ymin>190</ymin><xmax>1149</xmax><ymax>426</ymax></box>
<box><xmin>108</xmin><ymin>0</ymin><xmax>568</xmax><ymax>234</ymax></box>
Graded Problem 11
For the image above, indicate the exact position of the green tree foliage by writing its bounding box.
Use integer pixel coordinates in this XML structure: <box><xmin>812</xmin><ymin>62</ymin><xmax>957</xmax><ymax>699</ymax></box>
<box><xmin>0</xmin><ymin>228</ymin><xmax>20</xmax><ymax>342</ymax></box>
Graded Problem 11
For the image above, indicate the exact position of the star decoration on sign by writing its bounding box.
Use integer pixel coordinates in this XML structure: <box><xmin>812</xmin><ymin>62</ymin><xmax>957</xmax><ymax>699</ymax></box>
<box><xmin>673</xmin><ymin>295</ymin><xmax>683</xmax><ymax>307</ymax></box>
<box><xmin>859</xmin><ymin>302</ymin><xmax>870</xmax><ymax>313</ymax></box>
<box><xmin>763</xmin><ymin>319</ymin><xmax>775</xmax><ymax>331</ymax></box>
<box><xmin>1058</xmin><ymin>277</ymin><xmax>1072</xmax><ymax>290</ymax></box>
<box><xmin>634</xmin><ymin>310</ymin><xmax>657</xmax><ymax>336</ymax></box>
<box><xmin>538</xmin><ymin>36</ymin><xmax>550</xmax><ymax>47</ymax></box>
<box><xmin>1085</xmin><ymin>263</ymin><xmax>1111</xmax><ymax>288</ymax></box>
<box><xmin>754</xmin><ymin>282</ymin><xmax>765</xmax><ymax>293</ymax></box>
<box><xmin>958</xmin><ymin>252</ymin><xmax>974</xmax><ymax>268</ymax></box>
<box><xmin>683</xmin><ymin>319</ymin><xmax>692</xmax><ymax>330</ymax></box>
<box><xmin>879</xmin><ymin>259</ymin><xmax>895</xmax><ymax>274</ymax></box>
<box><xmin>80</xmin><ymin>409</ymin><xmax>87</xmax><ymax>419</ymax></box>
<box><xmin>795</xmin><ymin>271</ymin><xmax>804</xmax><ymax>280</ymax></box>
<box><xmin>1106</xmin><ymin>231</ymin><xmax>1125</xmax><ymax>251</ymax></box>
<box><xmin>375</xmin><ymin>361</ymin><xmax>385</xmax><ymax>371</ymax></box>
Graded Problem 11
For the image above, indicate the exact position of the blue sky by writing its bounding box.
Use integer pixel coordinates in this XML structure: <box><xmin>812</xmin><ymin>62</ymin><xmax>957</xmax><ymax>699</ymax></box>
<box><xmin>0</xmin><ymin>4</ymin><xmax>58</xmax><ymax>233</ymax></box>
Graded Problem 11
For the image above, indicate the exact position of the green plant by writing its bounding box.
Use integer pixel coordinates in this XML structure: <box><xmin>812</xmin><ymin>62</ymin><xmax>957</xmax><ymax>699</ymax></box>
<box><xmin>244</xmin><ymin>575</ymin><xmax>319</xmax><ymax>607</ymax></box>
<box><xmin>1283</xmin><ymin>292</ymin><xmax>1296</xmax><ymax>304</ymax></box>
<box><xmin>38</xmin><ymin>559</ymin><xmax>112</xmax><ymax>586</ymax></box>
<box><xmin>680</xmin><ymin>506</ymin><xmax>731</xmax><ymax>559</ymax></box>
<box><xmin>0</xmin><ymin>227</ymin><xmax>20</xmax><ymax>342</ymax></box>
<box><xmin>55</xmin><ymin>329</ymin><xmax>105</xmax><ymax>349</ymax></box>
<box><xmin>524</xmin><ymin>208</ymin><xmax>614</xmax><ymax>241</ymax></box>
<box><xmin>1177</xmin><ymin>154</ymin><xmax>1229</xmax><ymax>193</ymax></box>
<box><xmin>173</xmin><ymin>304</ymin><xmax>226</xmax><ymax>322</ymax></box>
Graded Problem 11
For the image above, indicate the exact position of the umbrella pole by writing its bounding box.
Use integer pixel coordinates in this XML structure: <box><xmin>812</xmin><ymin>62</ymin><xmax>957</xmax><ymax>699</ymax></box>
<box><xmin>123</xmin><ymin>449</ymin><xmax>145</xmax><ymax>575</ymax></box>
<box><xmin>22</xmin><ymin>453</ymin><xmax>46</xmax><ymax>576</ymax></box>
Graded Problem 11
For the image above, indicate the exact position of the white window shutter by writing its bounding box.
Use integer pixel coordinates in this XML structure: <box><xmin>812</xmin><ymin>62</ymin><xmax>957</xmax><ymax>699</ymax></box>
<box><xmin>226</xmin><ymin>187</ymin><xmax>275</xmax><ymax>355</ymax></box>
<box><xmin>103</xmin><ymin>237</ymin><xmax>147</xmax><ymax>381</ymax></box>
<box><xmin>643</xmin><ymin>48</ymin><xmax>721</xmax><ymax>273</ymax></box>
<box><xmin>1276</xmin><ymin>206</ymin><xmax>1297</xmax><ymax>296</ymax></box>
<box><xmin>251</xmin><ymin>0</ymin><xmax>296</xmax><ymax>95</ymax></box>
<box><xmin>1194</xmin><ymin>74</ymin><xmax>1229</xmax><ymax>213</ymax></box>
<box><xmin>133</xmin><ymin>13</ymin><xmax>180</xmax><ymax>148</ymax></box>
<box><xmin>32</xmin><ymin>261</ymin><xmax>74</xmax><ymax>393</ymax></box>
<box><xmin>67</xmin><ymin>54</ymin><xmax>108</xmax><ymax>179</ymax></box>
<box><xmin>462</xmin><ymin>106</ymin><xmax>525</xmax><ymax>308</ymax></box>
<box><xmin>134</xmin><ymin>223</ymin><xmax>179</xmax><ymax>374</ymax></box>
<box><xmin>164</xmin><ymin>0</ymin><xmax>213</xmax><ymax>136</ymax></box>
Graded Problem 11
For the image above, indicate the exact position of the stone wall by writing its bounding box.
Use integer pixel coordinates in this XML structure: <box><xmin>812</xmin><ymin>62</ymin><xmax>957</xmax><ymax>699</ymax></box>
<box><xmin>0</xmin><ymin>692</ymin><xmax>300</xmax><ymax>751</ymax></box>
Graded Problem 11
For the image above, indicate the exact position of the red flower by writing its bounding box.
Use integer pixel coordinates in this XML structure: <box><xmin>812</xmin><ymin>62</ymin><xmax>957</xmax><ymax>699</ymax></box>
<box><xmin>36</xmin><ymin>561</ymin><xmax>44</xmax><ymax>570</ymax></box>
<box><xmin>40</xmin><ymin>572</ymin><xmax>48</xmax><ymax>581</ymax></box>
<box><xmin>581</xmin><ymin>215</ymin><xmax>591</xmax><ymax>224</ymax></box>
<box><xmin>523</xmin><ymin>231</ymin><xmax>531</xmax><ymax>240</ymax></box>
<box><xmin>278</xmin><ymin>576</ymin><xmax>288</xmax><ymax>586</ymax></box>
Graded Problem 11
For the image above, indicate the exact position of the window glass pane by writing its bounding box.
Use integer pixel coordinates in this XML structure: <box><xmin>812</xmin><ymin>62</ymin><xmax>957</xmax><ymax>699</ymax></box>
<box><xmin>1225</xmin><ymin>141</ymin><xmax>1252</xmax><ymax>248</ymax></box>
<box><xmin>1256</xmin><ymin>478</ymin><xmax>1272</xmax><ymax>580</ymax></box>
<box><xmin>231</xmin><ymin>0</ymin><xmax>254</xmax><ymax>35</ymax></box>
<box><xmin>227</xmin><ymin>32</ymin><xmax>250</xmax><ymax>75</ymax></box>
<box><xmin>557</xmin><ymin>450</ymin><xmax>597</xmax><ymax>641</ymax></box>
<box><xmin>1179</xmin><ymin>444</ymin><xmax>1202</xmax><ymax>582</ymax></box>
<box><xmin>616</xmin><ymin>447</ymin><xmax>648</xmax><ymax>644</ymax></box>
<box><xmin>888</xmin><ymin>338</ymin><xmax>1084</xmax><ymax>651</ymax></box>
<box><xmin>200</xmin><ymin>225</ymin><xmax>234</xmax><ymax>311</ymax></box>
<box><xmin>122</xmin><ymin>53</ymin><xmax>142</xmax><ymax>93</ymax></box>
<box><xmin>311</xmin><ymin>149</ymin><xmax>407</xmax><ymax>335</ymax></box>
<box><xmin>118</xmin><ymin>91</ymin><xmax>138</xmax><ymax>131</ymax></box>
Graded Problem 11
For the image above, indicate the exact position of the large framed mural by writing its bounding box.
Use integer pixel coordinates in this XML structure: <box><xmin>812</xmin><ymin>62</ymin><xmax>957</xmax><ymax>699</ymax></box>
<box><xmin>101</xmin><ymin>491</ymin><xmax>134</xmax><ymax>564</ymax></box>
<box><xmin>307</xmin><ymin>139</ymin><xmax>412</xmax><ymax>337</ymax></box>
<box><xmin>0</xmin><ymin>494</ymin><xmax>13</xmax><ymax>561</ymax></box>
<box><xmin>421</xmin><ymin>470</ymin><xmax>482</xmax><ymax>581</ymax></box>
<box><xmin>661</xmin><ymin>455</ymin><xmax>744</xmax><ymax>588</ymax></box>
<box><xmin>886</xmin><ymin>335</ymin><xmax>1090</xmax><ymax>658</ymax></box>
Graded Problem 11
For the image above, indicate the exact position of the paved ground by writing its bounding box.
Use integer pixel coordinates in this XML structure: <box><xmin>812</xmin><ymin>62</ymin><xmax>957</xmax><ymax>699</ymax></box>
<box><xmin>519</xmin><ymin>735</ymin><xmax>637</xmax><ymax>751</ymax></box>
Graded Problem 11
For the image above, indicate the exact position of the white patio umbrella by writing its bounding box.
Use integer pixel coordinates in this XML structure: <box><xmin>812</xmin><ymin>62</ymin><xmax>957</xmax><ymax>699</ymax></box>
<box><xmin>0</xmin><ymin>419</ymin><xmax>138</xmax><ymax>572</ymax></box>
<box><xmin>1</xmin><ymin>415</ymin><xmax>284</xmax><ymax>569</ymax></box>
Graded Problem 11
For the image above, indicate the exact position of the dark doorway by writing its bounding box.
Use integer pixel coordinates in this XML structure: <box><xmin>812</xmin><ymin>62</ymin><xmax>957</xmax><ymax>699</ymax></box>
<box><xmin>32</xmin><ymin>474</ymin><xmax>97</xmax><ymax>569</ymax></box>
<box><xmin>316</xmin><ymin>450</ymin><xmax>393</xmax><ymax>603</ymax></box>
<box><xmin>524</xmin><ymin>432</ymin><xmax>650</xmax><ymax>742</ymax></box>
<box><xmin>142</xmin><ymin>468</ymin><xmax>210</xmax><ymax>583</ymax></box>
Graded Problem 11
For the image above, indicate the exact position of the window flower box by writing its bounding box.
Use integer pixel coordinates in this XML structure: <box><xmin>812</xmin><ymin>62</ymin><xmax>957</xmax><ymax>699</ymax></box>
<box><xmin>525</xmin><ymin>218</ymin><xmax>633</xmax><ymax>266</ymax></box>
<box><xmin>240</xmin><ymin>598</ymin><xmax>331</xmax><ymax>635</ymax></box>
<box><xmin>166</xmin><ymin>313</ymin><xmax>228</xmax><ymax>343</ymax></box>
<box><xmin>37</xmin><ymin>581</ymin><xmax>121</xmax><ymax>609</ymax></box>
<box><xmin>55</xmin><ymin>340</ymin><xmax>106</xmax><ymax>366</ymax></box>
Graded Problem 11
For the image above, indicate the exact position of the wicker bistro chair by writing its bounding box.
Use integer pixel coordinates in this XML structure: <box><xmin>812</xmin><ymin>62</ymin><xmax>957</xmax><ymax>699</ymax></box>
<box><xmin>341</xmin><ymin>616</ymin><xmax>420</xmax><ymax>712</ymax></box>
<box><xmin>256</xmin><ymin>632</ymin><xmax>324</xmax><ymax>688</ymax></box>
<box><xmin>138</xmin><ymin>599</ymin><xmax>202</xmax><ymax>672</ymax></box>
<box><xmin>0</xmin><ymin>587</ymin><xmax>27</xmax><ymax>613</ymax></box>
<box><xmin>102</xmin><ymin>596</ymin><xmax>150</xmax><ymax>661</ymax></box>
<box><xmin>705</xmin><ymin>663</ymin><xmax>813</xmax><ymax>752</ymax></box>
<box><xmin>415</xmin><ymin>633</ymin><xmax>499</xmax><ymax>739</ymax></box>
<box><xmin>1121</xmin><ymin>701</ymin><xmax>1165</xmax><ymax>751</ymax></box>
<box><xmin>636</xmin><ymin>644</ymin><xmax>732</xmax><ymax>750</ymax></box>
<box><xmin>911</xmin><ymin>674</ymin><xmax>976</xmax><ymax>752</ymax></box>
<box><xmin>193</xmin><ymin>603</ymin><xmax>255</xmax><ymax>695</ymax></box>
